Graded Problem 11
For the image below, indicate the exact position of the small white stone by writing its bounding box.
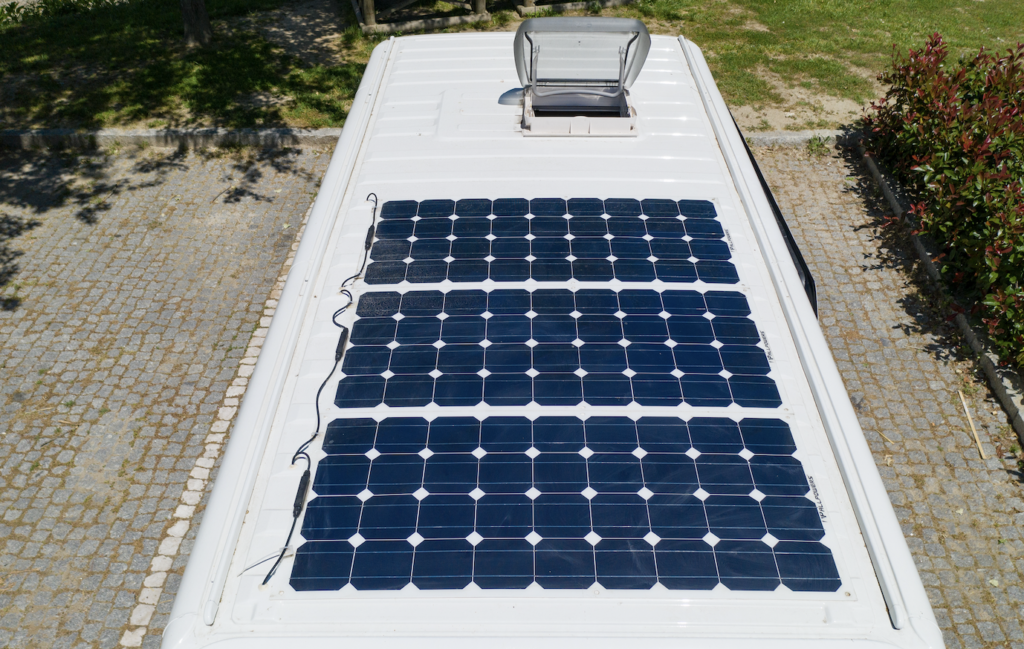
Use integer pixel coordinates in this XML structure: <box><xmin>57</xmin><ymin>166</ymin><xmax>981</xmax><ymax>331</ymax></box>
<box><xmin>143</xmin><ymin>572</ymin><xmax>167</xmax><ymax>588</ymax></box>
<box><xmin>150</xmin><ymin>556</ymin><xmax>173</xmax><ymax>572</ymax></box>
<box><xmin>128</xmin><ymin>604</ymin><xmax>155</xmax><ymax>627</ymax></box>
<box><xmin>167</xmin><ymin>520</ymin><xmax>189</xmax><ymax>538</ymax></box>
<box><xmin>139</xmin><ymin>587</ymin><xmax>161</xmax><ymax>605</ymax></box>
<box><xmin>120</xmin><ymin>628</ymin><xmax>145</xmax><ymax>648</ymax></box>
<box><xmin>158</xmin><ymin>536</ymin><xmax>182</xmax><ymax>556</ymax></box>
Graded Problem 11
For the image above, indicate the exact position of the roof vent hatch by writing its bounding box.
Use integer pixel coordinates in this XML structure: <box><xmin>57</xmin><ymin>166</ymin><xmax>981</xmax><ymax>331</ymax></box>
<box><xmin>514</xmin><ymin>17</ymin><xmax>650</xmax><ymax>136</ymax></box>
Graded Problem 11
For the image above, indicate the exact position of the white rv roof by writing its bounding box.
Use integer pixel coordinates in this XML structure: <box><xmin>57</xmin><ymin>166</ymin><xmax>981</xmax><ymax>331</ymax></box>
<box><xmin>164</xmin><ymin>29</ymin><xmax>943</xmax><ymax>649</ymax></box>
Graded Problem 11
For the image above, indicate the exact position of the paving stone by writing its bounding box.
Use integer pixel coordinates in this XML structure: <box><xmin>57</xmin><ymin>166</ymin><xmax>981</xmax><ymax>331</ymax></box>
<box><xmin>756</xmin><ymin>145</ymin><xmax>1024</xmax><ymax>649</ymax></box>
<box><xmin>0</xmin><ymin>145</ymin><xmax>331</xmax><ymax>648</ymax></box>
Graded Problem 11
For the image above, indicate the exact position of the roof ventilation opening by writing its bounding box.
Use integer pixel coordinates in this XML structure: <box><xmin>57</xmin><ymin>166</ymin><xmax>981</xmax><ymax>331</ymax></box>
<box><xmin>514</xmin><ymin>17</ymin><xmax>650</xmax><ymax>137</ymax></box>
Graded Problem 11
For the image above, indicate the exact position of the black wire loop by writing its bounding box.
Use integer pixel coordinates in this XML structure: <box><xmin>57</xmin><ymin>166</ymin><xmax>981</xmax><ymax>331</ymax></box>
<box><xmin>262</xmin><ymin>195</ymin><xmax>376</xmax><ymax>586</ymax></box>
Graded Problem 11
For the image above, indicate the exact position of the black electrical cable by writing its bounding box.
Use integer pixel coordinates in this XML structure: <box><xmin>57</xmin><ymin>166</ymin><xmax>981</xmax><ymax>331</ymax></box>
<box><xmin>262</xmin><ymin>194</ymin><xmax>378</xmax><ymax>585</ymax></box>
<box><xmin>261</xmin><ymin>324</ymin><xmax>348</xmax><ymax>586</ymax></box>
<box><xmin>340</xmin><ymin>193</ymin><xmax>379</xmax><ymax>289</ymax></box>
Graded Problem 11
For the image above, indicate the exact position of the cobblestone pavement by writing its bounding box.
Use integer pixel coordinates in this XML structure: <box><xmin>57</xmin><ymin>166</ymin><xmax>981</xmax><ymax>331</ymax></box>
<box><xmin>0</xmin><ymin>145</ymin><xmax>331</xmax><ymax>649</ymax></box>
<box><xmin>755</xmin><ymin>145</ymin><xmax>1024</xmax><ymax>649</ymax></box>
<box><xmin>3</xmin><ymin>140</ymin><xmax>1023</xmax><ymax>649</ymax></box>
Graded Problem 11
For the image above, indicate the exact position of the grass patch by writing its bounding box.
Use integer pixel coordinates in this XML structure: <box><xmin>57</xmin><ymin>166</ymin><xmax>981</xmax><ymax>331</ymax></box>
<box><xmin>2</xmin><ymin>0</ymin><xmax>1022</xmax><ymax>128</ymax></box>
<box><xmin>619</xmin><ymin>0</ymin><xmax>1024</xmax><ymax>110</ymax></box>
<box><xmin>0</xmin><ymin>0</ymin><xmax>367</xmax><ymax>128</ymax></box>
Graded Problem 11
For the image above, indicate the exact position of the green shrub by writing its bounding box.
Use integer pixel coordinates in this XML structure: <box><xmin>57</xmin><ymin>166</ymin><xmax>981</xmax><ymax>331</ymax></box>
<box><xmin>866</xmin><ymin>34</ymin><xmax>1024</xmax><ymax>364</ymax></box>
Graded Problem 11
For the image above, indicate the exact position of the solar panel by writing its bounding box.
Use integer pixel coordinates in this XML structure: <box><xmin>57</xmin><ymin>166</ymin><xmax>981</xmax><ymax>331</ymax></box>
<box><xmin>290</xmin><ymin>198</ymin><xmax>838</xmax><ymax>596</ymax></box>
<box><xmin>364</xmin><ymin>198</ymin><xmax>738</xmax><ymax>285</ymax></box>
<box><xmin>289</xmin><ymin>416</ymin><xmax>840</xmax><ymax>593</ymax></box>
<box><xmin>336</xmin><ymin>288</ymin><xmax>780</xmax><ymax>409</ymax></box>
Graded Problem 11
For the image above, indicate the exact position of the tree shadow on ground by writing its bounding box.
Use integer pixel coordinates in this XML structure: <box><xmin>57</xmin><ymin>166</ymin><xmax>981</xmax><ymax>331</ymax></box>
<box><xmin>0</xmin><ymin>213</ymin><xmax>42</xmax><ymax>311</ymax></box>
<box><xmin>0</xmin><ymin>144</ymin><xmax>321</xmax><ymax>312</ymax></box>
<box><xmin>834</xmin><ymin>139</ymin><xmax>966</xmax><ymax>365</ymax></box>
<box><xmin>0</xmin><ymin>147</ymin><xmax>186</xmax><ymax>310</ymax></box>
<box><xmin>204</xmin><ymin>146</ymin><xmax>318</xmax><ymax>204</ymax></box>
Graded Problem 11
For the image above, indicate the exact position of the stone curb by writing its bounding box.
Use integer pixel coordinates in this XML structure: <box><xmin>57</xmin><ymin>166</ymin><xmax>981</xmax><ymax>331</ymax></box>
<box><xmin>857</xmin><ymin>144</ymin><xmax>1024</xmax><ymax>445</ymax></box>
<box><xmin>745</xmin><ymin>129</ymin><xmax>847</xmax><ymax>147</ymax></box>
<box><xmin>0</xmin><ymin>127</ymin><xmax>342</xmax><ymax>150</ymax></box>
<box><xmin>0</xmin><ymin>126</ymin><xmax>843</xmax><ymax>151</ymax></box>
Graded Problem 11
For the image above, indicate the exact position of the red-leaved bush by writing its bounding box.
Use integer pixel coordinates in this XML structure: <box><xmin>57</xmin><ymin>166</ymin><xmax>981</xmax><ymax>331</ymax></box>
<box><xmin>866</xmin><ymin>34</ymin><xmax>1024</xmax><ymax>364</ymax></box>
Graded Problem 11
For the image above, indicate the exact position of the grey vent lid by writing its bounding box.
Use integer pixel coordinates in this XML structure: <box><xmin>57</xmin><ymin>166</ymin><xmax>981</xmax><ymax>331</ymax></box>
<box><xmin>513</xmin><ymin>17</ymin><xmax>651</xmax><ymax>91</ymax></box>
